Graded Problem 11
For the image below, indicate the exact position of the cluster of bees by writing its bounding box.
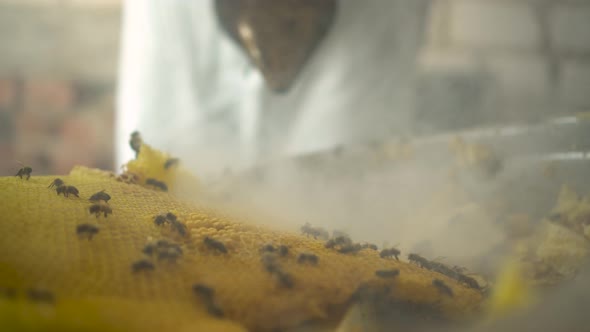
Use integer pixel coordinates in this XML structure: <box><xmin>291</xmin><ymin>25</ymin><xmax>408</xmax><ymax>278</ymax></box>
<box><xmin>0</xmin><ymin>286</ymin><xmax>55</xmax><ymax>304</ymax></box>
<box><xmin>407</xmin><ymin>253</ymin><xmax>481</xmax><ymax>291</ymax></box>
<box><xmin>260</xmin><ymin>245</ymin><xmax>295</xmax><ymax>289</ymax></box>
<box><xmin>47</xmin><ymin>177</ymin><xmax>113</xmax><ymax>241</ymax></box>
<box><xmin>131</xmin><ymin>216</ymin><xmax>231</xmax><ymax>317</ymax></box>
<box><xmin>142</xmin><ymin>157</ymin><xmax>179</xmax><ymax>192</ymax></box>
<box><xmin>303</xmin><ymin>223</ymin><xmax>386</xmax><ymax>256</ymax></box>
<box><xmin>14</xmin><ymin>165</ymin><xmax>112</xmax><ymax>242</ymax></box>
<box><xmin>302</xmin><ymin>223</ymin><xmax>483</xmax><ymax>298</ymax></box>
<box><xmin>153</xmin><ymin>212</ymin><xmax>188</xmax><ymax>237</ymax></box>
<box><xmin>131</xmin><ymin>239</ymin><xmax>185</xmax><ymax>273</ymax></box>
<box><xmin>130</xmin><ymin>212</ymin><xmax>192</xmax><ymax>273</ymax></box>
<box><xmin>88</xmin><ymin>190</ymin><xmax>112</xmax><ymax>218</ymax></box>
<box><xmin>142</xmin><ymin>239</ymin><xmax>184</xmax><ymax>262</ymax></box>
<box><xmin>127</xmin><ymin>131</ymin><xmax>179</xmax><ymax>192</ymax></box>
<box><xmin>131</xmin><ymin>213</ymin><xmax>229</xmax><ymax>276</ymax></box>
<box><xmin>12</xmin><ymin>154</ymin><xmax>475</xmax><ymax>323</ymax></box>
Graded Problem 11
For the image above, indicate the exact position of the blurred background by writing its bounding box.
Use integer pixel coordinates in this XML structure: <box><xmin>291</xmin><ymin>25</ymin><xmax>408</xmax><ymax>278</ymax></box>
<box><xmin>0</xmin><ymin>0</ymin><xmax>589</xmax><ymax>175</ymax></box>
<box><xmin>0</xmin><ymin>0</ymin><xmax>120</xmax><ymax>175</ymax></box>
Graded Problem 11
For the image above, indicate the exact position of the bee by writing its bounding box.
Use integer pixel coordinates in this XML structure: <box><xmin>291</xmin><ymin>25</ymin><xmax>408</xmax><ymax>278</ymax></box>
<box><xmin>164</xmin><ymin>158</ymin><xmax>180</xmax><ymax>169</ymax></box>
<box><xmin>48</xmin><ymin>178</ymin><xmax>64</xmax><ymax>189</ymax></box>
<box><xmin>132</xmin><ymin>259</ymin><xmax>155</xmax><ymax>273</ymax></box>
<box><xmin>260</xmin><ymin>253</ymin><xmax>294</xmax><ymax>288</ymax></box>
<box><xmin>56</xmin><ymin>185</ymin><xmax>79</xmax><ymax>198</ymax></box>
<box><xmin>380</xmin><ymin>248</ymin><xmax>401</xmax><ymax>261</ymax></box>
<box><xmin>129</xmin><ymin>131</ymin><xmax>143</xmax><ymax>157</ymax></box>
<box><xmin>146</xmin><ymin>178</ymin><xmax>168</xmax><ymax>192</ymax></box>
<box><xmin>432</xmin><ymin>279</ymin><xmax>453</xmax><ymax>297</ymax></box>
<box><xmin>154</xmin><ymin>213</ymin><xmax>176</xmax><ymax>226</ymax></box>
<box><xmin>27</xmin><ymin>289</ymin><xmax>55</xmax><ymax>303</ymax></box>
<box><xmin>203</xmin><ymin>237</ymin><xmax>227</xmax><ymax>254</ymax></box>
<box><xmin>261</xmin><ymin>253</ymin><xmax>280</xmax><ymax>274</ymax></box>
<box><xmin>153</xmin><ymin>212</ymin><xmax>176</xmax><ymax>226</ymax></box>
<box><xmin>171</xmin><ymin>220</ymin><xmax>187</xmax><ymax>236</ymax></box>
<box><xmin>332</xmin><ymin>230</ymin><xmax>349</xmax><ymax>239</ymax></box>
<box><xmin>157</xmin><ymin>247</ymin><xmax>182</xmax><ymax>262</ymax></box>
<box><xmin>15</xmin><ymin>163</ymin><xmax>32</xmax><ymax>180</ymax></box>
<box><xmin>300</xmin><ymin>222</ymin><xmax>329</xmax><ymax>240</ymax></box>
<box><xmin>89</xmin><ymin>190</ymin><xmax>111</xmax><ymax>203</ymax></box>
<box><xmin>297</xmin><ymin>253</ymin><xmax>319</xmax><ymax>265</ymax></box>
<box><xmin>260</xmin><ymin>244</ymin><xmax>276</xmax><ymax>253</ymax></box>
<box><xmin>324</xmin><ymin>239</ymin><xmax>336</xmax><ymax>249</ymax></box>
<box><xmin>260</xmin><ymin>244</ymin><xmax>288</xmax><ymax>257</ymax></box>
<box><xmin>429</xmin><ymin>261</ymin><xmax>460</xmax><ymax>280</ymax></box>
<box><xmin>154</xmin><ymin>215</ymin><xmax>167</xmax><ymax>226</ymax></box>
<box><xmin>408</xmin><ymin>253</ymin><xmax>431</xmax><ymax>268</ymax></box>
<box><xmin>457</xmin><ymin>273</ymin><xmax>481</xmax><ymax>290</ymax></box>
<box><xmin>361</xmin><ymin>243</ymin><xmax>378</xmax><ymax>250</ymax></box>
<box><xmin>276</xmin><ymin>271</ymin><xmax>295</xmax><ymax>289</ymax></box>
<box><xmin>325</xmin><ymin>235</ymin><xmax>353</xmax><ymax>249</ymax></box>
<box><xmin>375</xmin><ymin>269</ymin><xmax>400</xmax><ymax>278</ymax></box>
<box><xmin>143</xmin><ymin>240</ymin><xmax>183</xmax><ymax>258</ymax></box>
<box><xmin>89</xmin><ymin>202</ymin><xmax>112</xmax><ymax>218</ymax></box>
<box><xmin>278</xmin><ymin>245</ymin><xmax>289</xmax><ymax>257</ymax></box>
<box><xmin>76</xmin><ymin>224</ymin><xmax>99</xmax><ymax>240</ymax></box>
<box><xmin>192</xmin><ymin>284</ymin><xmax>224</xmax><ymax>318</ymax></box>
<box><xmin>142</xmin><ymin>243</ymin><xmax>157</xmax><ymax>255</ymax></box>
<box><xmin>153</xmin><ymin>213</ymin><xmax>186</xmax><ymax>236</ymax></box>
<box><xmin>338</xmin><ymin>243</ymin><xmax>362</xmax><ymax>254</ymax></box>
<box><xmin>193</xmin><ymin>283</ymin><xmax>214</xmax><ymax>298</ymax></box>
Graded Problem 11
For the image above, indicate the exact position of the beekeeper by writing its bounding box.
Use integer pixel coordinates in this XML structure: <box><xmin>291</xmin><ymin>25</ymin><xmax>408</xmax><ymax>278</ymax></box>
<box><xmin>116</xmin><ymin>0</ymin><xmax>431</xmax><ymax>176</ymax></box>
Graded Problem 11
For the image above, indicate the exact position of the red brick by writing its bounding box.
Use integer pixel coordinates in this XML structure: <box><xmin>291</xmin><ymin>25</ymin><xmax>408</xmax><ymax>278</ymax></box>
<box><xmin>0</xmin><ymin>79</ymin><xmax>16</xmax><ymax>110</ymax></box>
<box><xmin>53</xmin><ymin>116</ymin><xmax>99</xmax><ymax>174</ymax></box>
<box><xmin>60</xmin><ymin>116</ymin><xmax>98</xmax><ymax>145</ymax></box>
<box><xmin>23</xmin><ymin>80</ymin><xmax>75</xmax><ymax>113</ymax></box>
<box><xmin>53</xmin><ymin>140</ymin><xmax>98</xmax><ymax>175</ymax></box>
<box><xmin>15</xmin><ymin>111</ymin><xmax>56</xmax><ymax>136</ymax></box>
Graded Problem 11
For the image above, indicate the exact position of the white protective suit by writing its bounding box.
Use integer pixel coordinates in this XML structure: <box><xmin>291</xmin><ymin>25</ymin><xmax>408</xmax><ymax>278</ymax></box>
<box><xmin>117</xmin><ymin>0</ymin><xmax>431</xmax><ymax>176</ymax></box>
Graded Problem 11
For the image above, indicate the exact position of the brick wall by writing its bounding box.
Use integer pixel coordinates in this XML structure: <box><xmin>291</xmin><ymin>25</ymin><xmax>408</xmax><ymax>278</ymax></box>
<box><xmin>417</xmin><ymin>0</ymin><xmax>590</xmax><ymax>133</ymax></box>
<box><xmin>1</xmin><ymin>0</ymin><xmax>588</xmax><ymax>175</ymax></box>
<box><xmin>0</xmin><ymin>0</ymin><xmax>120</xmax><ymax>176</ymax></box>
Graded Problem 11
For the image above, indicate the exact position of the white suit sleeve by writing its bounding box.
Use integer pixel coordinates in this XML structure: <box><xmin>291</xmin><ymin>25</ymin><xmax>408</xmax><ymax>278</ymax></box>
<box><xmin>116</xmin><ymin>0</ymin><xmax>262</xmax><ymax>175</ymax></box>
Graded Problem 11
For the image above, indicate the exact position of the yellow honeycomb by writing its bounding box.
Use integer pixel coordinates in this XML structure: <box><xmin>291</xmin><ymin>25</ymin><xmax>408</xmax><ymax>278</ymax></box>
<box><xmin>0</xmin><ymin>149</ymin><xmax>483</xmax><ymax>331</ymax></box>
